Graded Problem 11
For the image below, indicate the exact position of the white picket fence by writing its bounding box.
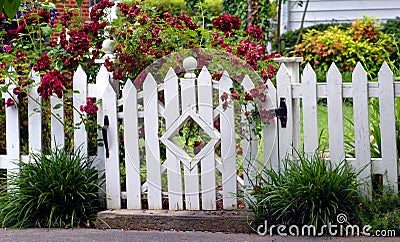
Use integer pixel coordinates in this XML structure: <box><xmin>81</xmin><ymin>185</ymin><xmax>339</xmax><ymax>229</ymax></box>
<box><xmin>2</xmin><ymin>57</ymin><xmax>399</xmax><ymax>210</ymax></box>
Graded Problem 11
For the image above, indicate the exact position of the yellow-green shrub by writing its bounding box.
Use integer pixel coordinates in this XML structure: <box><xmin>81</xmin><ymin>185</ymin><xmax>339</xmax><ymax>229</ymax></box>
<box><xmin>293</xmin><ymin>17</ymin><xmax>395</xmax><ymax>79</ymax></box>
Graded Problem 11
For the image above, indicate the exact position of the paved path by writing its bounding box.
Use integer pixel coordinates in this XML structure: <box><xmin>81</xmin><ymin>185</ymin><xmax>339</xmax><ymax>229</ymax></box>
<box><xmin>0</xmin><ymin>228</ymin><xmax>397</xmax><ymax>242</ymax></box>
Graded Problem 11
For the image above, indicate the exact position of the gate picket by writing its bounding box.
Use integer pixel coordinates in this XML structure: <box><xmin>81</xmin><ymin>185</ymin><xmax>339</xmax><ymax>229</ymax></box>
<box><xmin>143</xmin><ymin>73</ymin><xmax>162</xmax><ymax>209</ymax></box>
<box><xmin>163</xmin><ymin>68</ymin><xmax>183</xmax><ymax>210</ymax></box>
<box><xmin>28</xmin><ymin>70</ymin><xmax>42</xmax><ymax>154</ymax></box>
<box><xmin>219</xmin><ymin>72</ymin><xmax>237</xmax><ymax>209</ymax></box>
<box><xmin>197</xmin><ymin>67</ymin><xmax>216</xmax><ymax>210</ymax></box>
<box><xmin>73</xmin><ymin>65</ymin><xmax>88</xmax><ymax>155</ymax></box>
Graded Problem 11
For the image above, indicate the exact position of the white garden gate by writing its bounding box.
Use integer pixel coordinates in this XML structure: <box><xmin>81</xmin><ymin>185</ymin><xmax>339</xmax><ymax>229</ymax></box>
<box><xmin>2</xmin><ymin>55</ymin><xmax>400</xmax><ymax>210</ymax></box>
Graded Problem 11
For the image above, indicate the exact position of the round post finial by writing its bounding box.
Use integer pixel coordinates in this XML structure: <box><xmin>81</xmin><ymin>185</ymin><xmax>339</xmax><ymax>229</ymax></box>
<box><xmin>183</xmin><ymin>57</ymin><xmax>197</xmax><ymax>79</ymax></box>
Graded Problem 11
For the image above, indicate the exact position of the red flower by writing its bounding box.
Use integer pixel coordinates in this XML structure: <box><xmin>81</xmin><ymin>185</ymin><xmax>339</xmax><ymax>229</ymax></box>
<box><xmin>245</xmin><ymin>92</ymin><xmax>253</xmax><ymax>101</ymax></box>
<box><xmin>33</xmin><ymin>54</ymin><xmax>51</xmax><ymax>72</ymax></box>
<box><xmin>37</xmin><ymin>70</ymin><xmax>68</xmax><ymax>100</ymax></box>
<box><xmin>245</xmin><ymin>26</ymin><xmax>264</xmax><ymax>41</ymax></box>
<box><xmin>5</xmin><ymin>98</ymin><xmax>15</xmax><ymax>108</ymax></box>
<box><xmin>212</xmin><ymin>14</ymin><xmax>241</xmax><ymax>35</ymax></box>
<box><xmin>80</xmin><ymin>98</ymin><xmax>98</xmax><ymax>117</ymax></box>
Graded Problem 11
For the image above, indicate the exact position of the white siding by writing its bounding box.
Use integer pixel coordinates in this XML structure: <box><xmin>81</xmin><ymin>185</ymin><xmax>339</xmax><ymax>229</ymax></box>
<box><xmin>282</xmin><ymin>0</ymin><xmax>400</xmax><ymax>32</ymax></box>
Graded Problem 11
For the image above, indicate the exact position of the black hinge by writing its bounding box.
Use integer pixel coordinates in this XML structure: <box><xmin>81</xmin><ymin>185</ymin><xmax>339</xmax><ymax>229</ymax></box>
<box><xmin>271</xmin><ymin>98</ymin><xmax>287</xmax><ymax>128</ymax></box>
<box><xmin>102</xmin><ymin>115</ymin><xmax>110</xmax><ymax>158</ymax></box>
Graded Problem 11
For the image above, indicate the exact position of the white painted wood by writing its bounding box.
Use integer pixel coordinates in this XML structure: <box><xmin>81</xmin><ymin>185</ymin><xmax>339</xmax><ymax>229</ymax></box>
<box><xmin>163</xmin><ymin>68</ymin><xmax>183</xmax><ymax>210</ymax></box>
<box><xmin>143</xmin><ymin>73</ymin><xmax>162</xmax><ymax>209</ymax></box>
<box><xmin>101</xmin><ymin>83</ymin><xmax>121</xmax><ymax>209</ymax></box>
<box><xmin>50</xmin><ymin>96</ymin><xmax>64</xmax><ymax>149</ymax></box>
<box><xmin>301</xmin><ymin>63</ymin><xmax>318</xmax><ymax>157</ymax></box>
<box><xmin>282</xmin><ymin>0</ymin><xmax>400</xmax><ymax>32</ymax></box>
<box><xmin>327</xmin><ymin>63</ymin><xmax>345</xmax><ymax>164</ymax></box>
<box><xmin>197</xmin><ymin>67</ymin><xmax>216</xmax><ymax>210</ymax></box>
<box><xmin>352</xmin><ymin>62</ymin><xmax>371</xmax><ymax>196</ymax></box>
<box><xmin>123</xmin><ymin>79</ymin><xmax>142</xmax><ymax>209</ymax></box>
<box><xmin>73</xmin><ymin>65</ymin><xmax>88</xmax><ymax>155</ymax></box>
<box><xmin>263</xmin><ymin>80</ymin><xmax>279</xmax><ymax>171</ymax></box>
<box><xmin>5</xmin><ymin>74</ymin><xmax>19</xmax><ymax>172</ymax></box>
<box><xmin>28</xmin><ymin>70</ymin><xmax>42</xmax><ymax>154</ymax></box>
<box><xmin>276</xmin><ymin>64</ymin><xmax>293</xmax><ymax>160</ymax></box>
<box><xmin>240</xmin><ymin>75</ymin><xmax>258</xmax><ymax>200</ymax></box>
<box><xmin>219</xmin><ymin>72</ymin><xmax>237</xmax><ymax>210</ymax></box>
<box><xmin>378</xmin><ymin>62</ymin><xmax>398</xmax><ymax>192</ymax></box>
<box><xmin>180</xmin><ymin>74</ymin><xmax>200</xmax><ymax>210</ymax></box>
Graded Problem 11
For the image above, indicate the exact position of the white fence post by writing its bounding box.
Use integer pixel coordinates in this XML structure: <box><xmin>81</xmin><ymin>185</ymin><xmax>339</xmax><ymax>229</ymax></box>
<box><xmin>276</xmin><ymin>64</ymin><xmax>293</xmax><ymax>161</ymax></box>
<box><xmin>274</xmin><ymin>57</ymin><xmax>303</xmax><ymax>154</ymax></box>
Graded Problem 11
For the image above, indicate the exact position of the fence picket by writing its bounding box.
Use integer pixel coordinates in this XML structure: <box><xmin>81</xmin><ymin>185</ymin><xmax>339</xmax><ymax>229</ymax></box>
<box><xmin>73</xmin><ymin>65</ymin><xmax>88</xmax><ymax>155</ymax></box>
<box><xmin>101</xmin><ymin>83</ymin><xmax>121</xmax><ymax>209</ymax></box>
<box><xmin>352</xmin><ymin>62</ymin><xmax>372</xmax><ymax>196</ymax></box>
<box><xmin>50</xmin><ymin>96</ymin><xmax>64</xmax><ymax>149</ymax></box>
<box><xmin>264</xmin><ymin>80</ymin><xmax>279</xmax><ymax>170</ymax></box>
<box><xmin>276</xmin><ymin>64</ymin><xmax>293</xmax><ymax>160</ymax></box>
<box><xmin>197</xmin><ymin>67</ymin><xmax>216</xmax><ymax>210</ymax></box>
<box><xmin>123</xmin><ymin>79</ymin><xmax>142</xmax><ymax>209</ymax></box>
<box><xmin>5</xmin><ymin>73</ymin><xmax>19</xmax><ymax>172</ymax></box>
<box><xmin>378</xmin><ymin>62</ymin><xmax>398</xmax><ymax>192</ymax></box>
<box><xmin>28</xmin><ymin>70</ymin><xmax>42</xmax><ymax>154</ymax></box>
<box><xmin>143</xmin><ymin>73</ymin><xmax>162</xmax><ymax>209</ymax></box>
<box><xmin>163</xmin><ymin>68</ymin><xmax>183</xmax><ymax>210</ymax></box>
<box><xmin>302</xmin><ymin>64</ymin><xmax>319</xmax><ymax>156</ymax></box>
<box><xmin>327</xmin><ymin>63</ymin><xmax>345</xmax><ymax>164</ymax></box>
<box><xmin>241</xmin><ymin>75</ymin><xmax>258</xmax><ymax>200</ymax></box>
<box><xmin>180</xmin><ymin>74</ymin><xmax>200</xmax><ymax>210</ymax></box>
<box><xmin>219</xmin><ymin>72</ymin><xmax>237</xmax><ymax>209</ymax></box>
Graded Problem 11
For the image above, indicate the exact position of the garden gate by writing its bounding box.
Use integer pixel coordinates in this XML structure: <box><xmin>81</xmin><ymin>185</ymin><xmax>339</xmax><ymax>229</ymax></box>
<box><xmin>3</xmin><ymin>55</ymin><xmax>400</xmax><ymax>210</ymax></box>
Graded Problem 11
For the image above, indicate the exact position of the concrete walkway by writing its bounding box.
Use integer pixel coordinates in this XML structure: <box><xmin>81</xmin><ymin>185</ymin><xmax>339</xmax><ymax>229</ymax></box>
<box><xmin>0</xmin><ymin>228</ymin><xmax>397</xmax><ymax>242</ymax></box>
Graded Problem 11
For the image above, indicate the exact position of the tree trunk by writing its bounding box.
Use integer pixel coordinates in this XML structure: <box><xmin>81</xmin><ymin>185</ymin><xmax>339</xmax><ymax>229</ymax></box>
<box><xmin>296</xmin><ymin>0</ymin><xmax>310</xmax><ymax>45</ymax></box>
<box><xmin>277</xmin><ymin>0</ymin><xmax>283</xmax><ymax>53</ymax></box>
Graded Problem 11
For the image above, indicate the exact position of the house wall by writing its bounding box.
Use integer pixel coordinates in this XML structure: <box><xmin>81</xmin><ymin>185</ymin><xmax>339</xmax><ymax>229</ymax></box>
<box><xmin>54</xmin><ymin>0</ymin><xmax>90</xmax><ymax>20</ymax></box>
<box><xmin>281</xmin><ymin>0</ymin><xmax>400</xmax><ymax>33</ymax></box>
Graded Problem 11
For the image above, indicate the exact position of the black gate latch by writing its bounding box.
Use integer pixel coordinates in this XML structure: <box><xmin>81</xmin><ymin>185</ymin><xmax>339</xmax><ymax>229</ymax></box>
<box><xmin>102</xmin><ymin>115</ymin><xmax>110</xmax><ymax>158</ymax></box>
<box><xmin>270</xmin><ymin>98</ymin><xmax>287</xmax><ymax>128</ymax></box>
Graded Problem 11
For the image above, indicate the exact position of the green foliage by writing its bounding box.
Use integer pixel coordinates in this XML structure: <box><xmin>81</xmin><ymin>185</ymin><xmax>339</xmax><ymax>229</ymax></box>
<box><xmin>121</xmin><ymin>0</ymin><xmax>222</xmax><ymax>17</ymax></box>
<box><xmin>382</xmin><ymin>17</ymin><xmax>400</xmax><ymax>63</ymax></box>
<box><xmin>222</xmin><ymin>0</ymin><xmax>276</xmax><ymax>31</ymax></box>
<box><xmin>0</xmin><ymin>147</ymin><xmax>104</xmax><ymax>228</ymax></box>
<box><xmin>279</xmin><ymin>23</ymin><xmax>351</xmax><ymax>54</ymax></box>
<box><xmin>245</xmin><ymin>151</ymin><xmax>361</xmax><ymax>231</ymax></box>
<box><xmin>293</xmin><ymin>16</ymin><xmax>395</xmax><ymax>79</ymax></box>
<box><xmin>357</xmin><ymin>186</ymin><xmax>400</xmax><ymax>234</ymax></box>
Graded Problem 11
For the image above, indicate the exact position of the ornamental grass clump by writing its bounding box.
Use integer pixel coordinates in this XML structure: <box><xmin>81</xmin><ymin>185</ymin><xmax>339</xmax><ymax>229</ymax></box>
<box><xmin>246</xmin><ymin>152</ymin><xmax>361</xmax><ymax>232</ymax></box>
<box><xmin>0</xmin><ymin>148</ymin><xmax>104</xmax><ymax>228</ymax></box>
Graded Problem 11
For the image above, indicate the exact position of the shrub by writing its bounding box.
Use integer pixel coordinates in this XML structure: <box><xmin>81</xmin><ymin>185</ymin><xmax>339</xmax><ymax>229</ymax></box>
<box><xmin>0</xmin><ymin>148</ymin><xmax>104</xmax><ymax>228</ymax></box>
<box><xmin>382</xmin><ymin>17</ymin><xmax>400</xmax><ymax>63</ymax></box>
<box><xmin>245</xmin><ymin>151</ymin><xmax>361</xmax><ymax>232</ymax></box>
<box><xmin>357</xmin><ymin>186</ymin><xmax>400</xmax><ymax>234</ymax></box>
<box><xmin>278</xmin><ymin>23</ymin><xmax>351</xmax><ymax>54</ymax></box>
<box><xmin>293</xmin><ymin>16</ymin><xmax>395</xmax><ymax>79</ymax></box>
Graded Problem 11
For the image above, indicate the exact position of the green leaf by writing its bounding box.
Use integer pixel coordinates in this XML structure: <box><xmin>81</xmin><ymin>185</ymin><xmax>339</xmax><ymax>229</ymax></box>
<box><xmin>53</xmin><ymin>103</ymin><xmax>63</xmax><ymax>110</ymax></box>
<box><xmin>75</xmin><ymin>0</ymin><xmax>82</xmax><ymax>7</ymax></box>
<box><xmin>3</xmin><ymin>0</ymin><xmax>20</xmax><ymax>18</ymax></box>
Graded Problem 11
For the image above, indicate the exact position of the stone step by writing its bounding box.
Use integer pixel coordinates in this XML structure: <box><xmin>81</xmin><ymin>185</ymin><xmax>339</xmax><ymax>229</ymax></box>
<box><xmin>95</xmin><ymin>209</ymin><xmax>255</xmax><ymax>233</ymax></box>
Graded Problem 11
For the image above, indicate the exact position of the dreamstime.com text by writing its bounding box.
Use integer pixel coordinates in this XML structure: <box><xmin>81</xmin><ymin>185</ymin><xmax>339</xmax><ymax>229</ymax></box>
<box><xmin>257</xmin><ymin>214</ymin><xmax>396</xmax><ymax>237</ymax></box>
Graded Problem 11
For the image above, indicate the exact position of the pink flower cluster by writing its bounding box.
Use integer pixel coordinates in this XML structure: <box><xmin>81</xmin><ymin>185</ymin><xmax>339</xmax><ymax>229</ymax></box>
<box><xmin>211</xmin><ymin>13</ymin><xmax>241</xmax><ymax>35</ymax></box>
<box><xmin>37</xmin><ymin>70</ymin><xmax>68</xmax><ymax>100</ymax></box>
<box><xmin>80</xmin><ymin>98</ymin><xmax>98</xmax><ymax>117</ymax></box>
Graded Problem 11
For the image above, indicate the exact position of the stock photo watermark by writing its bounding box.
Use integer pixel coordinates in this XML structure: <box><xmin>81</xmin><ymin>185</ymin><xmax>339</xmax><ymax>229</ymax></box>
<box><xmin>257</xmin><ymin>213</ymin><xmax>396</xmax><ymax>237</ymax></box>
